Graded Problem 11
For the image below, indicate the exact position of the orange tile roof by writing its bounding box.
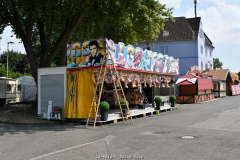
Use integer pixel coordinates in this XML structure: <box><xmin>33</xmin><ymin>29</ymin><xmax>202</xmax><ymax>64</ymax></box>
<box><xmin>204</xmin><ymin>69</ymin><xmax>229</xmax><ymax>81</ymax></box>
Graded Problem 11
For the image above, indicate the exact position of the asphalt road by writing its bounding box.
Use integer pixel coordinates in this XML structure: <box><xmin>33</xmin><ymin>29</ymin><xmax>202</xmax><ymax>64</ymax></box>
<box><xmin>0</xmin><ymin>96</ymin><xmax>240</xmax><ymax>160</ymax></box>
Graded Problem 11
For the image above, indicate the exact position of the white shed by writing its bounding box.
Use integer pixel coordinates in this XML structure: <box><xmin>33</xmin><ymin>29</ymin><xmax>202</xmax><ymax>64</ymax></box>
<box><xmin>37</xmin><ymin>67</ymin><xmax>66</xmax><ymax>117</ymax></box>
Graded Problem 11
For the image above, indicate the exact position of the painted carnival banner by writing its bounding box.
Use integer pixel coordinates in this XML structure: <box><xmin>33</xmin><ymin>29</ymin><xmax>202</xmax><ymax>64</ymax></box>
<box><xmin>231</xmin><ymin>85</ymin><xmax>240</xmax><ymax>95</ymax></box>
<box><xmin>67</xmin><ymin>38</ymin><xmax>179</xmax><ymax>74</ymax></box>
<box><xmin>231</xmin><ymin>72</ymin><xmax>239</xmax><ymax>81</ymax></box>
<box><xmin>67</xmin><ymin>39</ymin><xmax>106</xmax><ymax>67</ymax></box>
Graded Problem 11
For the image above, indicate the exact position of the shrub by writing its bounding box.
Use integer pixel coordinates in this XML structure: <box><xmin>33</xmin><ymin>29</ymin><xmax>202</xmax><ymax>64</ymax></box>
<box><xmin>120</xmin><ymin>100</ymin><xmax>129</xmax><ymax>109</ymax></box>
<box><xmin>99</xmin><ymin>101</ymin><xmax>110</xmax><ymax>111</ymax></box>
<box><xmin>154</xmin><ymin>96</ymin><xmax>162</xmax><ymax>104</ymax></box>
<box><xmin>169</xmin><ymin>95</ymin><xmax>176</xmax><ymax>101</ymax></box>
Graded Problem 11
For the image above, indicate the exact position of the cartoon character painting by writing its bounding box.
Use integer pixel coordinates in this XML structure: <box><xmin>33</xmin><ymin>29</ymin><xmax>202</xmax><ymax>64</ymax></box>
<box><xmin>150</xmin><ymin>52</ymin><xmax>156</xmax><ymax>72</ymax></box>
<box><xmin>125</xmin><ymin>45</ymin><xmax>134</xmax><ymax>68</ymax></box>
<box><xmin>166</xmin><ymin>56</ymin><xmax>173</xmax><ymax>73</ymax></box>
<box><xmin>116</xmin><ymin>42</ymin><xmax>126</xmax><ymax>67</ymax></box>
<box><xmin>106</xmin><ymin>38</ymin><xmax>116</xmax><ymax>65</ymax></box>
<box><xmin>145</xmin><ymin>50</ymin><xmax>152</xmax><ymax>71</ymax></box>
<box><xmin>168</xmin><ymin>58</ymin><xmax>179</xmax><ymax>74</ymax></box>
<box><xmin>141</xmin><ymin>49</ymin><xmax>147</xmax><ymax>71</ymax></box>
<box><xmin>133</xmin><ymin>48</ymin><xmax>143</xmax><ymax>70</ymax></box>
<box><xmin>162</xmin><ymin>55</ymin><xmax>170</xmax><ymax>73</ymax></box>
<box><xmin>153</xmin><ymin>53</ymin><xmax>164</xmax><ymax>72</ymax></box>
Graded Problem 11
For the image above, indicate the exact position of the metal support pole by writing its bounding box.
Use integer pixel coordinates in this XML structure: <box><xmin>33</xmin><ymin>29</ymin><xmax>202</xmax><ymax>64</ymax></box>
<box><xmin>7</xmin><ymin>43</ymin><xmax>9</xmax><ymax>78</ymax></box>
<box><xmin>7</xmin><ymin>42</ymin><xmax>14</xmax><ymax>78</ymax></box>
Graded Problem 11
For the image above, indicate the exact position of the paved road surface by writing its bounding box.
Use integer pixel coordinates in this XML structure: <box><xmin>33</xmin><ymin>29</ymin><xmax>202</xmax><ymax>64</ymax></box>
<box><xmin>0</xmin><ymin>96</ymin><xmax>240</xmax><ymax>160</ymax></box>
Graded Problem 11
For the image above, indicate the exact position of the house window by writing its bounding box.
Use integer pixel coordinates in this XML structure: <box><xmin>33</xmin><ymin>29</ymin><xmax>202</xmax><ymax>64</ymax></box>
<box><xmin>160</xmin><ymin>46</ymin><xmax>168</xmax><ymax>54</ymax></box>
<box><xmin>210</xmin><ymin>51</ymin><xmax>212</xmax><ymax>57</ymax></box>
<box><xmin>205</xmin><ymin>48</ymin><xmax>208</xmax><ymax>57</ymax></box>
<box><xmin>164</xmin><ymin>46</ymin><xmax>168</xmax><ymax>54</ymax></box>
<box><xmin>160</xmin><ymin>46</ymin><xmax>163</xmax><ymax>53</ymax></box>
<box><xmin>201</xmin><ymin>61</ymin><xmax>203</xmax><ymax>70</ymax></box>
<box><xmin>200</xmin><ymin>45</ymin><xmax>203</xmax><ymax>54</ymax></box>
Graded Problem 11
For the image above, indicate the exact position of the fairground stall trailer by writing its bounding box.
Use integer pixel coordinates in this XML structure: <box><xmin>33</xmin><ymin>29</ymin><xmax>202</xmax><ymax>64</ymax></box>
<box><xmin>37</xmin><ymin>38</ymin><xmax>179</xmax><ymax>122</ymax></box>
<box><xmin>0</xmin><ymin>77</ymin><xmax>21</xmax><ymax>106</ymax></box>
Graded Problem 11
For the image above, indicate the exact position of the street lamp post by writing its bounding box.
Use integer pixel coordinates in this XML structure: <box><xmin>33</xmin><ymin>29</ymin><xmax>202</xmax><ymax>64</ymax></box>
<box><xmin>7</xmin><ymin>41</ymin><xmax>14</xmax><ymax>78</ymax></box>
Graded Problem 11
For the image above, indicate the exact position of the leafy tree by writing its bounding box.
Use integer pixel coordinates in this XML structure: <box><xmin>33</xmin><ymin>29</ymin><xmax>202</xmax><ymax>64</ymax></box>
<box><xmin>15</xmin><ymin>57</ymin><xmax>31</xmax><ymax>75</ymax></box>
<box><xmin>0</xmin><ymin>50</ymin><xmax>26</xmax><ymax>69</ymax></box>
<box><xmin>8</xmin><ymin>71</ymin><xmax>23</xmax><ymax>79</ymax></box>
<box><xmin>238</xmin><ymin>72</ymin><xmax>240</xmax><ymax>81</ymax></box>
<box><xmin>0</xmin><ymin>0</ymin><xmax>173</xmax><ymax>86</ymax></box>
<box><xmin>0</xmin><ymin>61</ymin><xmax>29</xmax><ymax>78</ymax></box>
<box><xmin>213</xmin><ymin>58</ymin><xmax>223</xmax><ymax>70</ymax></box>
<box><xmin>0</xmin><ymin>65</ymin><xmax>6</xmax><ymax>77</ymax></box>
<box><xmin>0</xmin><ymin>51</ymin><xmax>31</xmax><ymax>76</ymax></box>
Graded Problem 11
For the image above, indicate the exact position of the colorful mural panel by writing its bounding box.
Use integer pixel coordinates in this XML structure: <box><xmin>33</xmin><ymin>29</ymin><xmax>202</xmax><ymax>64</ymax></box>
<box><xmin>231</xmin><ymin>85</ymin><xmax>240</xmax><ymax>95</ymax></box>
<box><xmin>231</xmin><ymin>72</ymin><xmax>239</xmax><ymax>81</ymax></box>
<box><xmin>67</xmin><ymin>38</ymin><xmax>106</xmax><ymax>67</ymax></box>
<box><xmin>66</xmin><ymin>38</ymin><xmax>179</xmax><ymax>74</ymax></box>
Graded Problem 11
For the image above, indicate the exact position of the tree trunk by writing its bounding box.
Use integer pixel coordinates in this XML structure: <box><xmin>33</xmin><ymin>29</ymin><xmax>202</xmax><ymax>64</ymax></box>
<box><xmin>58</xmin><ymin>39</ymin><xmax>68</xmax><ymax>66</ymax></box>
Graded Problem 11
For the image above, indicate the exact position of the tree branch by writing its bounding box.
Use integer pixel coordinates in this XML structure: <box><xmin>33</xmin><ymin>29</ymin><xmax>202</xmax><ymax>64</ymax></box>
<box><xmin>38</xmin><ymin>20</ymin><xmax>48</xmax><ymax>66</ymax></box>
<box><xmin>45</xmin><ymin>0</ymin><xmax>96</xmax><ymax>66</ymax></box>
<box><xmin>47</xmin><ymin>16</ymin><xmax>55</xmax><ymax>44</ymax></box>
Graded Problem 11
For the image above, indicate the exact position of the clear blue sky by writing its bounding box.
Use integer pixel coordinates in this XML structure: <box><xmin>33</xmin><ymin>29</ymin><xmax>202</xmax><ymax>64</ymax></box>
<box><xmin>0</xmin><ymin>0</ymin><xmax>239</xmax><ymax>73</ymax></box>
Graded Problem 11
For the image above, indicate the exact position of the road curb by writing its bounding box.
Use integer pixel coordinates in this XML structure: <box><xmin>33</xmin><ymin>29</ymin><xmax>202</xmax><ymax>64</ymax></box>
<box><xmin>0</xmin><ymin>120</ymin><xmax>62</xmax><ymax>125</ymax></box>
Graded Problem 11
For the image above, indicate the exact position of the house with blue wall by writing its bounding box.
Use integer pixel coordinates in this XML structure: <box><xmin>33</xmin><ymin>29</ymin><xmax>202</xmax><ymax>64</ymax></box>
<box><xmin>136</xmin><ymin>17</ymin><xmax>214</xmax><ymax>78</ymax></box>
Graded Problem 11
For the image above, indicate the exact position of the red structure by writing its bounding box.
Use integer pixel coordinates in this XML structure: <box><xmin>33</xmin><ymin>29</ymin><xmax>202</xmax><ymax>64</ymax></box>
<box><xmin>176</xmin><ymin>73</ymin><xmax>214</xmax><ymax>103</ymax></box>
<box><xmin>230</xmin><ymin>72</ymin><xmax>240</xmax><ymax>96</ymax></box>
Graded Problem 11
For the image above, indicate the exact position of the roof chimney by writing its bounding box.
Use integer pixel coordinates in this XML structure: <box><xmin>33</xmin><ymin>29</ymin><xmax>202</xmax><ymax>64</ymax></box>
<box><xmin>194</xmin><ymin>0</ymin><xmax>197</xmax><ymax>17</ymax></box>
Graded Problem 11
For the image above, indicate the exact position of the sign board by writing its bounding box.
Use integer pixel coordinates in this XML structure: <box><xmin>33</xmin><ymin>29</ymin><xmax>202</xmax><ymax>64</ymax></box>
<box><xmin>66</xmin><ymin>38</ymin><xmax>179</xmax><ymax>74</ymax></box>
